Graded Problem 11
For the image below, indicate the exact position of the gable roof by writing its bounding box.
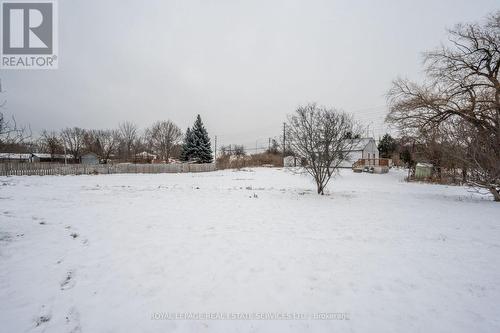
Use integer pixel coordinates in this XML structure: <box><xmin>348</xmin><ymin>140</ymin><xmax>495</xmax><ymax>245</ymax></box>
<box><xmin>343</xmin><ymin>138</ymin><xmax>375</xmax><ymax>151</ymax></box>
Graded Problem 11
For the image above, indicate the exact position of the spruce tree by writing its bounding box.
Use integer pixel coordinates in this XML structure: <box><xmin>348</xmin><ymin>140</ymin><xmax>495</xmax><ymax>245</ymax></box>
<box><xmin>378</xmin><ymin>133</ymin><xmax>397</xmax><ymax>158</ymax></box>
<box><xmin>180</xmin><ymin>128</ymin><xmax>193</xmax><ymax>161</ymax></box>
<box><xmin>190</xmin><ymin>115</ymin><xmax>213</xmax><ymax>163</ymax></box>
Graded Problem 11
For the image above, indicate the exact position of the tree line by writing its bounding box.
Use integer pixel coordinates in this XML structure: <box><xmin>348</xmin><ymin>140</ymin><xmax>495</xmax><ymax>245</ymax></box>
<box><xmin>0</xmin><ymin>113</ymin><xmax>213</xmax><ymax>164</ymax></box>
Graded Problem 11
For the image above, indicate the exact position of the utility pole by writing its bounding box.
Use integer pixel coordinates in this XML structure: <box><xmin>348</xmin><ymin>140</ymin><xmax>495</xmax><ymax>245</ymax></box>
<box><xmin>283</xmin><ymin>122</ymin><xmax>286</xmax><ymax>158</ymax></box>
<box><xmin>214</xmin><ymin>135</ymin><xmax>217</xmax><ymax>164</ymax></box>
<box><xmin>63</xmin><ymin>143</ymin><xmax>67</xmax><ymax>165</ymax></box>
<box><xmin>268</xmin><ymin>137</ymin><xmax>271</xmax><ymax>152</ymax></box>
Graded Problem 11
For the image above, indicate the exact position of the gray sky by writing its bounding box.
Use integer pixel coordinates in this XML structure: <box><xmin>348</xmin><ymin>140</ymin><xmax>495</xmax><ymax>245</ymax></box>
<box><xmin>1</xmin><ymin>0</ymin><xmax>498</xmax><ymax>149</ymax></box>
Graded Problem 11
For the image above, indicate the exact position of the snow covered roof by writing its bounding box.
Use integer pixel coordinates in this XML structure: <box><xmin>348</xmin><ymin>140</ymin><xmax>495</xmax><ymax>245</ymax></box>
<box><xmin>343</xmin><ymin>138</ymin><xmax>375</xmax><ymax>151</ymax></box>
<box><xmin>416</xmin><ymin>162</ymin><xmax>433</xmax><ymax>168</ymax></box>
<box><xmin>136</xmin><ymin>151</ymin><xmax>157</xmax><ymax>158</ymax></box>
<box><xmin>32</xmin><ymin>153</ymin><xmax>73</xmax><ymax>159</ymax></box>
<box><xmin>0</xmin><ymin>152</ymin><xmax>74</xmax><ymax>160</ymax></box>
<box><xmin>0</xmin><ymin>153</ymin><xmax>32</xmax><ymax>160</ymax></box>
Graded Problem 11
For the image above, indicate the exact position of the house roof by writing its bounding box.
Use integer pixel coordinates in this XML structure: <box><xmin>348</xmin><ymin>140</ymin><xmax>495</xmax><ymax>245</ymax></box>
<box><xmin>32</xmin><ymin>153</ymin><xmax>73</xmax><ymax>159</ymax></box>
<box><xmin>0</xmin><ymin>153</ymin><xmax>75</xmax><ymax>160</ymax></box>
<box><xmin>0</xmin><ymin>153</ymin><xmax>32</xmax><ymax>160</ymax></box>
<box><xmin>343</xmin><ymin>138</ymin><xmax>375</xmax><ymax>151</ymax></box>
<box><xmin>135</xmin><ymin>151</ymin><xmax>157</xmax><ymax>158</ymax></box>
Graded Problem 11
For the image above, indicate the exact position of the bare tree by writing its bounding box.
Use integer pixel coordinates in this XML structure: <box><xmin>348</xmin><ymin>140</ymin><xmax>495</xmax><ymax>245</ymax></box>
<box><xmin>39</xmin><ymin>130</ymin><xmax>63</xmax><ymax>159</ymax></box>
<box><xmin>452</xmin><ymin>120</ymin><xmax>500</xmax><ymax>199</ymax></box>
<box><xmin>85</xmin><ymin>129</ymin><xmax>120</xmax><ymax>163</ymax></box>
<box><xmin>60</xmin><ymin>127</ymin><xmax>86</xmax><ymax>162</ymax></box>
<box><xmin>266</xmin><ymin>139</ymin><xmax>280</xmax><ymax>155</ymax></box>
<box><xmin>220</xmin><ymin>144</ymin><xmax>246</xmax><ymax>156</ymax></box>
<box><xmin>100</xmin><ymin>129</ymin><xmax>120</xmax><ymax>163</ymax></box>
<box><xmin>0</xmin><ymin>112</ymin><xmax>31</xmax><ymax>151</ymax></box>
<box><xmin>233</xmin><ymin>145</ymin><xmax>246</xmax><ymax>156</ymax></box>
<box><xmin>119</xmin><ymin>121</ymin><xmax>138</xmax><ymax>161</ymax></box>
<box><xmin>145</xmin><ymin>120</ymin><xmax>183</xmax><ymax>161</ymax></box>
<box><xmin>0</xmin><ymin>83</ymin><xmax>30</xmax><ymax>149</ymax></box>
<box><xmin>132</xmin><ymin>136</ymin><xmax>146</xmax><ymax>162</ymax></box>
<box><xmin>387</xmin><ymin>11</ymin><xmax>500</xmax><ymax>201</ymax></box>
<box><xmin>286</xmin><ymin>103</ymin><xmax>362</xmax><ymax>195</ymax></box>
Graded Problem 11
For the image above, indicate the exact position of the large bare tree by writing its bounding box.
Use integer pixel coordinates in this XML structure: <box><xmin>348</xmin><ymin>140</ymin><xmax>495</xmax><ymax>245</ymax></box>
<box><xmin>60</xmin><ymin>127</ymin><xmax>86</xmax><ymax>162</ymax></box>
<box><xmin>286</xmin><ymin>103</ymin><xmax>361</xmax><ymax>195</ymax></box>
<box><xmin>119</xmin><ymin>121</ymin><xmax>138</xmax><ymax>161</ymax></box>
<box><xmin>39</xmin><ymin>130</ymin><xmax>63</xmax><ymax>159</ymax></box>
<box><xmin>84</xmin><ymin>129</ymin><xmax>120</xmax><ymax>163</ymax></box>
<box><xmin>145</xmin><ymin>120</ymin><xmax>182</xmax><ymax>161</ymax></box>
<box><xmin>387</xmin><ymin>11</ymin><xmax>500</xmax><ymax>201</ymax></box>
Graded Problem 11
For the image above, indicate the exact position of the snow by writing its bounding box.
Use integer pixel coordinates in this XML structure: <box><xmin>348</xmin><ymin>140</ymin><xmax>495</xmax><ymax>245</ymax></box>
<box><xmin>0</xmin><ymin>168</ymin><xmax>499</xmax><ymax>332</ymax></box>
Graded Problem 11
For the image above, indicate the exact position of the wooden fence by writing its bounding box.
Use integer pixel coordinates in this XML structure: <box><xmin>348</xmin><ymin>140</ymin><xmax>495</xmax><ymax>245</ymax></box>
<box><xmin>0</xmin><ymin>162</ymin><xmax>216</xmax><ymax>176</ymax></box>
<box><xmin>352</xmin><ymin>158</ymin><xmax>390</xmax><ymax>168</ymax></box>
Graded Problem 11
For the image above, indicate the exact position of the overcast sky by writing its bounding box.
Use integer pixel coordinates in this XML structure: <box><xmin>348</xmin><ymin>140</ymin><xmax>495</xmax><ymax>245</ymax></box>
<box><xmin>1</xmin><ymin>0</ymin><xmax>498</xmax><ymax>149</ymax></box>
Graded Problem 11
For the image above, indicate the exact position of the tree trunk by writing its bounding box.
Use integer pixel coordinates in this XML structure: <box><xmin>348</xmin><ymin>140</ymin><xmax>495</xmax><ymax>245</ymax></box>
<box><xmin>316</xmin><ymin>183</ymin><xmax>324</xmax><ymax>195</ymax></box>
<box><xmin>490</xmin><ymin>187</ymin><xmax>500</xmax><ymax>202</ymax></box>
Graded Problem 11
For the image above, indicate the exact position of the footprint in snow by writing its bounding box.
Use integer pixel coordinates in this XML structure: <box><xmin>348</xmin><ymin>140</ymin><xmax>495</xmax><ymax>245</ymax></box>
<box><xmin>66</xmin><ymin>307</ymin><xmax>82</xmax><ymax>333</ymax></box>
<box><xmin>2</xmin><ymin>211</ymin><xmax>13</xmax><ymax>217</ymax></box>
<box><xmin>33</xmin><ymin>216</ymin><xmax>47</xmax><ymax>225</ymax></box>
<box><xmin>34</xmin><ymin>305</ymin><xmax>51</xmax><ymax>327</ymax></box>
<box><xmin>61</xmin><ymin>270</ymin><xmax>76</xmax><ymax>290</ymax></box>
<box><xmin>35</xmin><ymin>315</ymin><xmax>51</xmax><ymax>327</ymax></box>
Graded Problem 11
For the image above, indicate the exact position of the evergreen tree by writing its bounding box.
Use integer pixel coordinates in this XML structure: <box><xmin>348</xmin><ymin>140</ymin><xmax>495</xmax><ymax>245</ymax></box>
<box><xmin>180</xmin><ymin>128</ymin><xmax>193</xmax><ymax>161</ymax></box>
<box><xmin>378</xmin><ymin>133</ymin><xmax>397</xmax><ymax>158</ymax></box>
<box><xmin>192</xmin><ymin>115</ymin><xmax>213</xmax><ymax>163</ymax></box>
<box><xmin>182</xmin><ymin>115</ymin><xmax>213</xmax><ymax>163</ymax></box>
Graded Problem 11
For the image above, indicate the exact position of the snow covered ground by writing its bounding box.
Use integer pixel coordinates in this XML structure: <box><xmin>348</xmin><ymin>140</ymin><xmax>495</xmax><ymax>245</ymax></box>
<box><xmin>0</xmin><ymin>168</ymin><xmax>499</xmax><ymax>332</ymax></box>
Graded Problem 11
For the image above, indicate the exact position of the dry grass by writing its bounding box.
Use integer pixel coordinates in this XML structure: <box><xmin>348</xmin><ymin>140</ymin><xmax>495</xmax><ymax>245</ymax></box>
<box><xmin>216</xmin><ymin>153</ymin><xmax>283</xmax><ymax>170</ymax></box>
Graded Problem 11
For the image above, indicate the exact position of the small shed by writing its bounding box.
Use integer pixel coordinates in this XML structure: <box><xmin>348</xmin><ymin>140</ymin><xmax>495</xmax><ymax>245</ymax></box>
<box><xmin>81</xmin><ymin>152</ymin><xmax>99</xmax><ymax>165</ymax></box>
<box><xmin>415</xmin><ymin>163</ymin><xmax>433</xmax><ymax>179</ymax></box>
<box><xmin>284</xmin><ymin>156</ymin><xmax>298</xmax><ymax>167</ymax></box>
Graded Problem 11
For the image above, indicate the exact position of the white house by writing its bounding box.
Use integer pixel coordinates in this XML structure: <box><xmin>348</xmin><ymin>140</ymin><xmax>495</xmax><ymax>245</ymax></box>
<box><xmin>340</xmin><ymin>138</ymin><xmax>379</xmax><ymax>168</ymax></box>
<box><xmin>281</xmin><ymin>138</ymin><xmax>380</xmax><ymax>168</ymax></box>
